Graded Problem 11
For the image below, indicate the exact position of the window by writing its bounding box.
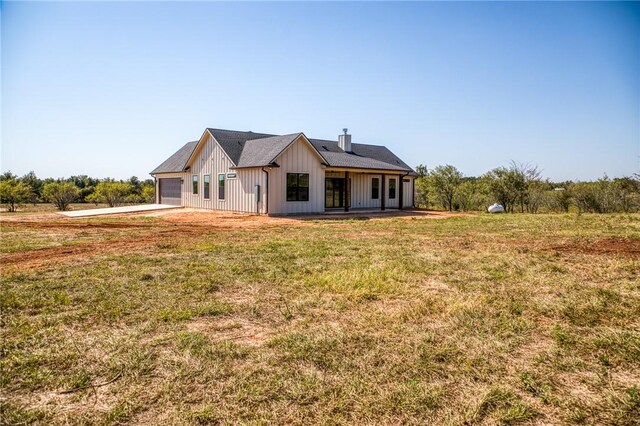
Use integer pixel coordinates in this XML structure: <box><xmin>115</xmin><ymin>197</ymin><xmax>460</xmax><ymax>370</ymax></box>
<box><xmin>371</xmin><ymin>177</ymin><xmax>380</xmax><ymax>199</ymax></box>
<box><xmin>218</xmin><ymin>174</ymin><xmax>225</xmax><ymax>200</ymax></box>
<box><xmin>389</xmin><ymin>178</ymin><xmax>396</xmax><ymax>199</ymax></box>
<box><xmin>226</xmin><ymin>173</ymin><xmax>237</xmax><ymax>179</ymax></box>
<box><xmin>192</xmin><ymin>175</ymin><xmax>199</xmax><ymax>195</ymax></box>
<box><xmin>203</xmin><ymin>175</ymin><xmax>210</xmax><ymax>199</ymax></box>
<box><xmin>287</xmin><ymin>173</ymin><xmax>309</xmax><ymax>201</ymax></box>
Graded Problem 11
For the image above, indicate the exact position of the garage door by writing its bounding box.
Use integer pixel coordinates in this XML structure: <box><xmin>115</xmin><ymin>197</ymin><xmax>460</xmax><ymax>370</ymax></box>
<box><xmin>159</xmin><ymin>178</ymin><xmax>182</xmax><ymax>205</ymax></box>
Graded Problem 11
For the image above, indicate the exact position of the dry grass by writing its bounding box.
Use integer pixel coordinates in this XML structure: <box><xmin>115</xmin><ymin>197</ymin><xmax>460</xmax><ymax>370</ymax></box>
<box><xmin>1</xmin><ymin>211</ymin><xmax>639</xmax><ymax>425</ymax></box>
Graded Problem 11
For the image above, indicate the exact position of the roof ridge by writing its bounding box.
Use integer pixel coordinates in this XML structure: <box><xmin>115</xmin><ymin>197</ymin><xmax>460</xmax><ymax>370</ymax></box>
<box><xmin>245</xmin><ymin>132</ymin><xmax>302</xmax><ymax>142</ymax></box>
<box><xmin>207</xmin><ymin>127</ymin><xmax>277</xmax><ymax>136</ymax></box>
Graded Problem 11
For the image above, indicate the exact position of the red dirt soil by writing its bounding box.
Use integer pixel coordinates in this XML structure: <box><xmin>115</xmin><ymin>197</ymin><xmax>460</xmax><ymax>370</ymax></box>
<box><xmin>1</xmin><ymin>209</ymin><xmax>462</xmax><ymax>273</ymax></box>
<box><xmin>547</xmin><ymin>237</ymin><xmax>640</xmax><ymax>258</ymax></box>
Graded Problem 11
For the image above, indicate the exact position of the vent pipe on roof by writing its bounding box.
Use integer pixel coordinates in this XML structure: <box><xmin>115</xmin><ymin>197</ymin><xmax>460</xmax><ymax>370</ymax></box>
<box><xmin>338</xmin><ymin>128</ymin><xmax>352</xmax><ymax>152</ymax></box>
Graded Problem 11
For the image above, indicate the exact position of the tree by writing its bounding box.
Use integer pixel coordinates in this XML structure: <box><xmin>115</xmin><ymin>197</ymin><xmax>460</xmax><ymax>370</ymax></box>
<box><xmin>415</xmin><ymin>164</ymin><xmax>428</xmax><ymax>178</ymax></box>
<box><xmin>42</xmin><ymin>181</ymin><xmax>80</xmax><ymax>211</ymax></box>
<box><xmin>127</xmin><ymin>176</ymin><xmax>142</xmax><ymax>195</ymax></box>
<box><xmin>141</xmin><ymin>184</ymin><xmax>155</xmax><ymax>203</ymax></box>
<box><xmin>0</xmin><ymin>171</ymin><xmax>18</xmax><ymax>182</ymax></box>
<box><xmin>20</xmin><ymin>171</ymin><xmax>43</xmax><ymax>204</ymax></box>
<box><xmin>413</xmin><ymin>165</ymin><xmax>429</xmax><ymax>208</ymax></box>
<box><xmin>87</xmin><ymin>182</ymin><xmax>133</xmax><ymax>207</ymax></box>
<box><xmin>0</xmin><ymin>180</ymin><xmax>32</xmax><ymax>212</ymax></box>
<box><xmin>454</xmin><ymin>179</ymin><xmax>485</xmax><ymax>212</ymax></box>
<box><xmin>545</xmin><ymin>188</ymin><xmax>572</xmax><ymax>213</ymax></box>
<box><xmin>427</xmin><ymin>165</ymin><xmax>463</xmax><ymax>211</ymax></box>
<box><xmin>483</xmin><ymin>162</ymin><xmax>542</xmax><ymax>213</ymax></box>
<box><xmin>483</xmin><ymin>167</ymin><xmax>518</xmax><ymax>212</ymax></box>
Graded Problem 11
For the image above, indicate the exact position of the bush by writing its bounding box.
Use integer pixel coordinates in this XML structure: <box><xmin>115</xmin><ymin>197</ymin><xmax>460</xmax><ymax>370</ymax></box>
<box><xmin>89</xmin><ymin>182</ymin><xmax>133</xmax><ymax>207</ymax></box>
<box><xmin>427</xmin><ymin>165</ymin><xmax>463</xmax><ymax>211</ymax></box>
<box><xmin>142</xmin><ymin>185</ymin><xmax>155</xmax><ymax>203</ymax></box>
<box><xmin>0</xmin><ymin>180</ymin><xmax>32</xmax><ymax>212</ymax></box>
<box><xmin>42</xmin><ymin>182</ymin><xmax>80</xmax><ymax>211</ymax></box>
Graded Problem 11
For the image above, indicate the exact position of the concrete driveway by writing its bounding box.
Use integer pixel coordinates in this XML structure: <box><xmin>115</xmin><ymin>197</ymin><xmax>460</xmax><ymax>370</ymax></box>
<box><xmin>59</xmin><ymin>204</ymin><xmax>181</xmax><ymax>218</ymax></box>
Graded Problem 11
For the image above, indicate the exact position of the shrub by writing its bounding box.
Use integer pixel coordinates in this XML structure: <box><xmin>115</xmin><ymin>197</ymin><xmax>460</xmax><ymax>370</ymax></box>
<box><xmin>427</xmin><ymin>165</ymin><xmax>463</xmax><ymax>211</ymax></box>
<box><xmin>141</xmin><ymin>185</ymin><xmax>155</xmax><ymax>203</ymax></box>
<box><xmin>89</xmin><ymin>182</ymin><xmax>133</xmax><ymax>207</ymax></box>
<box><xmin>0</xmin><ymin>180</ymin><xmax>32</xmax><ymax>212</ymax></box>
<box><xmin>42</xmin><ymin>182</ymin><xmax>80</xmax><ymax>211</ymax></box>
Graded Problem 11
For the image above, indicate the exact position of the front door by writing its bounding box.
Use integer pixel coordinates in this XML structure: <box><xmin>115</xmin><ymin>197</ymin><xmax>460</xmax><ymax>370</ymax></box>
<box><xmin>325</xmin><ymin>178</ymin><xmax>345</xmax><ymax>208</ymax></box>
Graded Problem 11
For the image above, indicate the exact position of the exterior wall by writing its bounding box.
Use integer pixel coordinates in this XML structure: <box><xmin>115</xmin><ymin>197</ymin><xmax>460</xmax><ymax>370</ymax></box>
<box><xmin>385</xmin><ymin>174</ymin><xmax>400</xmax><ymax>208</ymax></box>
<box><xmin>402</xmin><ymin>177</ymin><xmax>415</xmax><ymax>208</ymax></box>
<box><xmin>267</xmin><ymin>136</ymin><xmax>325</xmax><ymax>214</ymax></box>
<box><xmin>155</xmin><ymin>132</ymin><xmax>414</xmax><ymax>214</ymax></box>
<box><xmin>326</xmin><ymin>171</ymin><xmax>382</xmax><ymax>209</ymax></box>
<box><xmin>158</xmin><ymin>133</ymin><xmax>267</xmax><ymax>213</ymax></box>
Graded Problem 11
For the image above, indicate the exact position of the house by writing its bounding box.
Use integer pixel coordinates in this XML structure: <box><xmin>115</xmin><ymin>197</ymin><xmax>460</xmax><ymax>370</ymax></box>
<box><xmin>150</xmin><ymin>128</ymin><xmax>416</xmax><ymax>215</ymax></box>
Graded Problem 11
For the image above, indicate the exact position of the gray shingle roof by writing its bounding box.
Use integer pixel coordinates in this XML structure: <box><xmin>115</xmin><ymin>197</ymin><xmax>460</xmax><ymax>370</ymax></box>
<box><xmin>309</xmin><ymin>139</ymin><xmax>414</xmax><ymax>172</ymax></box>
<box><xmin>318</xmin><ymin>151</ymin><xmax>409</xmax><ymax>171</ymax></box>
<box><xmin>208</xmin><ymin>128</ymin><xmax>275</xmax><ymax>165</ymax></box>
<box><xmin>151</xmin><ymin>141</ymin><xmax>198</xmax><ymax>174</ymax></box>
<box><xmin>236</xmin><ymin>133</ymin><xmax>305</xmax><ymax>168</ymax></box>
<box><xmin>152</xmin><ymin>129</ymin><xmax>416</xmax><ymax>175</ymax></box>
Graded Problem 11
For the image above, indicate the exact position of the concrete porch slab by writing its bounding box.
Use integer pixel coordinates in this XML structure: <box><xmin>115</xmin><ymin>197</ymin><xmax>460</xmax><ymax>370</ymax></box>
<box><xmin>323</xmin><ymin>208</ymin><xmax>400</xmax><ymax>215</ymax></box>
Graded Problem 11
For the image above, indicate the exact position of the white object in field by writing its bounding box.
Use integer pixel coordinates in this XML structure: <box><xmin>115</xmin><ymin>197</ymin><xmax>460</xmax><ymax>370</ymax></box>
<box><xmin>488</xmin><ymin>203</ymin><xmax>505</xmax><ymax>213</ymax></box>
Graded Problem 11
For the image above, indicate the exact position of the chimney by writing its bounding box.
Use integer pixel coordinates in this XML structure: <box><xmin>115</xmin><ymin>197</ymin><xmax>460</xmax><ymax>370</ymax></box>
<box><xmin>338</xmin><ymin>128</ymin><xmax>352</xmax><ymax>152</ymax></box>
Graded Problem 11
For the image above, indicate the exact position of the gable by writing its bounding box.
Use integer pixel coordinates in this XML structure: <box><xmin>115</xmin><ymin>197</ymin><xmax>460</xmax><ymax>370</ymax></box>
<box><xmin>271</xmin><ymin>134</ymin><xmax>327</xmax><ymax>167</ymax></box>
<box><xmin>235</xmin><ymin>133</ymin><xmax>326</xmax><ymax>169</ymax></box>
<box><xmin>154</xmin><ymin>127</ymin><xmax>415</xmax><ymax>175</ymax></box>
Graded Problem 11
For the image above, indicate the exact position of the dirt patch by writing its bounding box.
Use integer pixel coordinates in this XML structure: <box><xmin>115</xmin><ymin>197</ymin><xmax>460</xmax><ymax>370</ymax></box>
<box><xmin>187</xmin><ymin>317</ymin><xmax>274</xmax><ymax>347</ymax></box>
<box><xmin>0</xmin><ymin>219</ymin><xmax>156</xmax><ymax>230</ymax></box>
<box><xmin>0</xmin><ymin>237</ymin><xmax>158</xmax><ymax>272</ymax></box>
<box><xmin>142</xmin><ymin>208</ymin><xmax>465</xmax><ymax>225</ymax></box>
<box><xmin>0</xmin><ymin>209</ymin><xmax>465</xmax><ymax>273</ymax></box>
<box><xmin>546</xmin><ymin>237</ymin><xmax>640</xmax><ymax>258</ymax></box>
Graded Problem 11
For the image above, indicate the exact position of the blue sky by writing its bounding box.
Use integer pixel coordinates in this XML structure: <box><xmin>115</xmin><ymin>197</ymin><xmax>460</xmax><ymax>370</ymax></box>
<box><xmin>2</xmin><ymin>1</ymin><xmax>639</xmax><ymax>181</ymax></box>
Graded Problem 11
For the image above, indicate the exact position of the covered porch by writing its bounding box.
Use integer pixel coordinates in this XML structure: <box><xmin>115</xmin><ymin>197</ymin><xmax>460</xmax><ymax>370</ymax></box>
<box><xmin>324</xmin><ymin>168</ymin><xmax>414</xmax><ymax>212</ymax></box>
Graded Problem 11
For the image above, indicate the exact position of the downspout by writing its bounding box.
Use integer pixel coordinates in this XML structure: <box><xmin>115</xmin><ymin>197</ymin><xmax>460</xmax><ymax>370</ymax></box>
<box><xmin>261</xmin><ymin>168</ymin><xmax>269</xmax><ymax>215</ymax></box>
<box><xmin>153</xmin><ymin>176</ymin><xmax>158</xmax><ymax>204</ymax></box>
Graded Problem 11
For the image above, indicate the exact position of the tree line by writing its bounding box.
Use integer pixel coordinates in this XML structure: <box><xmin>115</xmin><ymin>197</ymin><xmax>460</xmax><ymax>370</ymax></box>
<box><xmin>415</xmin><ymin>162</ymin><xmax>640</xmax><ymax>213</ymax></box>
<box><xmin>0</xmin><ymin>172</ymin><xmax>155</xmax><ymax>212</ymax></box>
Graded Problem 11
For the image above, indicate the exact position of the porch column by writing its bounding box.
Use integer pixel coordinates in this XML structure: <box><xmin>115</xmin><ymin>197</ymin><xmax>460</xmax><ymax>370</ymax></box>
<box><xmin>399</xmin><ymin>174</ymin><xmax>404</xmax><ymax>210</ymax></box>
<box><xmin>381</xmin><ymin>174</ymin><xmax>386</xmax><ymax>211</ymax></box>
<box><xmin>412</xmin><ymin>178</ymin><xmax>415</xmax><ymax>208</ymax></box>
<box><xmin>344</xmin><ymin>171</ymin><xmax>350</xmax><ymax>212</ymax></box>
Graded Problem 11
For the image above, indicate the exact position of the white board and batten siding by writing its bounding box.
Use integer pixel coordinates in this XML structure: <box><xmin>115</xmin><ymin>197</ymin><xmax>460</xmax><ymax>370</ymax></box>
<box><xmin>351</xmin><ymin>173</ymin><xmax>381</xmax><ymax>209</ymax></box>
<box><xmin>324</xmin><ymin>172</ymin><xmax>414</xmax><ymax>209</ymax></box>
<box><xmin>267</xmin><ymin>136</ymin><xmax>325</xmax><ymax>215</ymax></box>
<box><xmin>157</xmin><ymin>133</ymin><xmax>267</xmax><ymax>213</ymax></box>
<box><xmin>403</xmin><ymin>177</ymin><xmax>415</xmax><ymax>208</ymax></box>
<box><xmin>155</xmin><ymin>132</ymin><xmax>414</xmax><ymax>214</ymax></box>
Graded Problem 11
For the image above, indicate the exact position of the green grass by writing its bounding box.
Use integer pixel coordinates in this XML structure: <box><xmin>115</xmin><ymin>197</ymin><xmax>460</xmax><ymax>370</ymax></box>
<box><xmin>1</xmin><ymin>213</ymin><xmax>639</xmax><ymax>425</ymax></box>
